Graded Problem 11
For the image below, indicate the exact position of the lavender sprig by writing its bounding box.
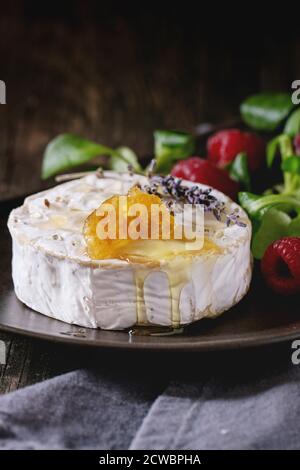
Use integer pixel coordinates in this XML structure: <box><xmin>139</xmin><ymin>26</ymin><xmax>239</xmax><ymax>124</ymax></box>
<box><xmin>143</xmin><ymin>175</ymin><xmax>245</xmax><ymax>227</ymax></box>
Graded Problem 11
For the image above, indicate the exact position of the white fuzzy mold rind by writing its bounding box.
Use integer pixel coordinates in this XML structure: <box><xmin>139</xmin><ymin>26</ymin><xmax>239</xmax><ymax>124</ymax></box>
<box><xmin>8</xmin><ymin>172</ymin><xmax>252</xmax><ymax>330</ymax></box>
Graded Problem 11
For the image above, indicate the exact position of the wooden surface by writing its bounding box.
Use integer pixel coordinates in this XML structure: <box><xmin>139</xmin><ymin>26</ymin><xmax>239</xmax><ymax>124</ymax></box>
<box><xmin>0</xmin><ymin>6</ymin><xmax>300</xmax><ymax>393</ymax></box>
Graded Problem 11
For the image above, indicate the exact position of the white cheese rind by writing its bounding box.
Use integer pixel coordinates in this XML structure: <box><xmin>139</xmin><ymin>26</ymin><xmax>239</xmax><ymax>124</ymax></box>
<box><xmin>8</xmin><ymin>172</ymin><xmax>252</xmax><ymax>330</ymax></box>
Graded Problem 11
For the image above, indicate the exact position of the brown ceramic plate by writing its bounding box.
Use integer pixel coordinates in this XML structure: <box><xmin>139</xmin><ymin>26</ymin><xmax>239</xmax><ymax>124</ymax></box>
<box><xmin>1</xmin><ymin>198</ymin><xmax>300</xmax><ymax>351</ymax></box>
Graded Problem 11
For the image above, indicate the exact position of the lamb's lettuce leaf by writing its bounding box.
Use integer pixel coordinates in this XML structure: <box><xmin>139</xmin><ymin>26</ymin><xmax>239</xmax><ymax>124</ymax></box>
<box><xmin>42</xmin><ymin>134</ymin><xmax>140</xmax><ymax>179</ymax></box>
<box><xmin>154</xmin><ymin>130</ymin><xmax>195</xmax><ymax>173</ymax></box>
<box><xmin>240</xmin><ymin>93</ymin><xmax>294</xmax><ymax>131</ymax></box>
<box><xmin>284</xmin><ymin>108</ymin><xmax>300</xmax><ymax>137</ymax></box>
<box><xmin>251</xmin><ymin>208</ymin><xmax>291</xmax><ymax>259</ymax></box>
<box><xmin>228</xmin><ymin>152</ymin><xmax>251</xmax><ymax>191</ymax></box>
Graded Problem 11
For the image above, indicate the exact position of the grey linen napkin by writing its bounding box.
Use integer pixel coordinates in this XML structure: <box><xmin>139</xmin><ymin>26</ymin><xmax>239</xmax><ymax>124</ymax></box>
<box><xmin>0</xmin><ymin>345</ymin><xmax>300</xmax><ymax>450</ymax></box>
<box><xmin>0</xmin><ymin>368</ymin><xmax>163</xmax><ymax>450</ymax></box>
<box><xmin>131</xmin><ymin>370</ymin><xmax>300</xmax><ymax>450</ymax></box>
<box><xmin>131</xmin><ymin>345</ymin><xmax>300</xmax><ymax>450</ymax></box>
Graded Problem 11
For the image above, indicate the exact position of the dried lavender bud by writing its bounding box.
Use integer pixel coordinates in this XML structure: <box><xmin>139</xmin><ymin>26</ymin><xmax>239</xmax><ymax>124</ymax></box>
<box><xmin>141</xmin><ymin>174</ymin><xmax>245</xmax><ymax>228</ymax></box>
<box><xmin>96</xmin><ymin>167</ymin><xmax>104</xmax><ymax>178</ymax></box>
<box><xmin>225</xmin><ymin>212</ymin><xmax>247</xmax><ymax>228</ymax></box>
<box><xmin>127</xmin><ymin>164</ymin><xmax>134</xmax><ymax>176</ymax></box>
<box><xmin>213</xmin><ymin>209</ymin><xmax>221</xmax><ymax>221</ymax></box>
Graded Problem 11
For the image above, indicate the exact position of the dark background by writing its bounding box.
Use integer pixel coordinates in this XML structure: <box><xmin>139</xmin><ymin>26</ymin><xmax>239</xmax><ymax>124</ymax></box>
<box><xmin>0</xmin><ymin>2</ymin><xmax>300</xmax><ymax>391</ymax></box>
<box><xmin>1</xmin><ymin>2</ymin><xmax>300</xmax><ymax>200</ymax></box>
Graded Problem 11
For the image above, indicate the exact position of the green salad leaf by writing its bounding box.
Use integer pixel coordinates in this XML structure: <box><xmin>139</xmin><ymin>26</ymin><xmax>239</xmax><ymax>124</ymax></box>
<box><xmin>284</xmin><ymin>108</ymin><xmax>300</xmax><ymax>137</ymax></box>
<box><xmin>288</xmin><ymin>215</ymin><xmax>300</xmax><ymax>237</ymax></box>
<box><xmin>266</xmin><ymin>135</ymin><xmax>284</xmax><ymax>168</ymax></box>
<box><xmin>42</xmin><ymin>134</ymin><xmax>116</xmax><ymax>179</ymax></box>
<box><xmin>238</xmin><ymin>192</ymin><xmax>266</xmax><ymax>219</ymax></box>
<box><xmin>267</xmin><ymin>134</ymin><xmax>293</xmax><ymax>167</ymax></box>
<box><xmin>281</xmin><ymin>155</ymin><xmax>300</xmax><ymax>175</ymax></box>
<box><xmin>42</xmin><ymin>129</ymin><xmax>196</xmax><ymax>179</ymax></box>
<box><xmin>266</xmin><ymin>134</ymin><xmax>300</xmax><ymax>194</ymax></box>
<box><xmin>240</xmin><ymin>123</ymin><xmax>300</xmax><ymax>259</ymax></box>
<box><xmin>251</xmin><ymin>208</ymin><xmax>291</xmax><ymax>259</ymax></box>
<box><xmin>239</xmin><ymin>192</ymin><xmax>300</xmax><ymax>219</ymax></box>
<box><xmin>228</xmin><ymin>152</ymin><xmax>251</xmax><ymax>191</ymax></box>
<box><xmin>154</xmin><ymin>130</ymin><xmax>195</xmax><ymax>173</ymax></box>
<box><xmin>109</xmin><ymin>146</ymin><xmax>141</xmax><ymax>173</ymax></box>
<box><xmin>240</xmin><ymin>93</ymin><xmax>294</xmax><ymax>131</ymax></box>
<box><xmin>239</xmin><ymin>189</ymin><xmax>300</xmax><ymax>259</ymax></box>
<box><xmin>42</xmin><ymin>134</ymin><xmax>140</xmax><ymax>179</ymax></box>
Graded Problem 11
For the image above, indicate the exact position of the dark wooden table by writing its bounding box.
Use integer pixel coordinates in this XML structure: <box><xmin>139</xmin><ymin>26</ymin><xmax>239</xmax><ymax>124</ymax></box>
<box><xmin>1</xmin><ymin>5</ymin><xmax>300</xmax><ymax>393</ymax></box>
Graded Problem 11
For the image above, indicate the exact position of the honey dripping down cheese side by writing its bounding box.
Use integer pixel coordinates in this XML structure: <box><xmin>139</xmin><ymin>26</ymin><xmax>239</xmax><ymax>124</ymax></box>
<box><xmin>83</xmin><ymin>185</ymin><xmax>222</xmax><ymax>328</ymax></box>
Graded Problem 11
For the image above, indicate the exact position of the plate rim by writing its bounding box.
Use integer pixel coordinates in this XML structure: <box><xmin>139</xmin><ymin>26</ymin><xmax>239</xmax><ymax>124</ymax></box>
<box><xmin>0</xmin><ymin>317</ymin><xmax>299</xmax><ymax>351</ymax></box>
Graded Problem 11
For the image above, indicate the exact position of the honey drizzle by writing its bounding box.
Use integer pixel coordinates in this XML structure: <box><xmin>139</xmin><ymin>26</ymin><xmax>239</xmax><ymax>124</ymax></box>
<box><xmin>134</xmin><ymin>268</ymin><xmax>149</xmax><ymax>325</ymax></box>
<box><xmin>165</xmin><ymin>259</ymin><xmax>191</xmax><ymax>328</ymax></box>
<box><xmin>130</xmin><ymin>240</ymin><xmax>221</xmax><ymax>330</ymax></box>
<box><xmin>134</xmin><ymin>258</ymin><xmax>192</xmax><ymax>329</ymax></box>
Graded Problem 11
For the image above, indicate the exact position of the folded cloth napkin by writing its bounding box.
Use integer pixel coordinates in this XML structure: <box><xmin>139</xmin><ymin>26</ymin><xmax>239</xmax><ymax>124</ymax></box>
<box><xmin>0</xmin><ymin>368</ymin><xmax>163</xmax><ymax>449</ymax></box>
<box><xmin>131</xmin><ymin>368</ymin><xmax>300</xmax><ymax>450</ymax></box>
<box><xmin>0</xmin><ymin>343</ymin><xmax>299</xmax><ymax>450</ymax></box>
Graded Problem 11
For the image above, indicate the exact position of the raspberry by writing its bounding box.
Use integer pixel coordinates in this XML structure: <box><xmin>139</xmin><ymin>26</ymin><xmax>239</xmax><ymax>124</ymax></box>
<box><xmin>207</xmin><ymin>129</ymin><xmax>265</xmax><ymax>171</ymax></box>
<box><xmin>171</xmin><ymin>157</ymin><xmax>239</xmax><ymax>199</ymax></box>
<box><xmin>294</xmin><ymin>134</ymin><xmax>300</xmax><ymax>156</ymax></box>
<box><xmin>261</xmin><ymin>237</ymin><xmax>300</xmax><ymax>295</ymax></box>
